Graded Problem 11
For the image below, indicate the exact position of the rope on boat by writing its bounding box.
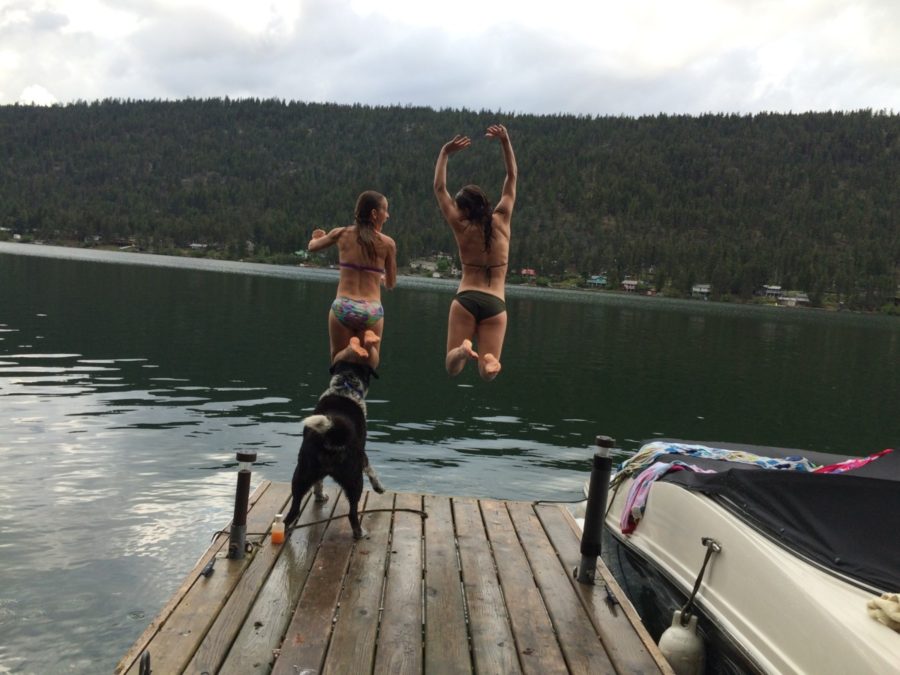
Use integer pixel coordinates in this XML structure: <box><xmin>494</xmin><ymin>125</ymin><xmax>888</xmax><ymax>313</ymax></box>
<box><xmin>679</xmin><ymin>537</ymin><xmax>722</xmax><ymax>624</ymax></box>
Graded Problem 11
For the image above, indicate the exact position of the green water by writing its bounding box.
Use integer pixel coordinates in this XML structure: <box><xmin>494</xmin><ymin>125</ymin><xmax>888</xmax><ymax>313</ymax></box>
<box><xmin>1</xmin><ymin>242</ymin><xmax>898</xmax><ymax>673</ymax></box>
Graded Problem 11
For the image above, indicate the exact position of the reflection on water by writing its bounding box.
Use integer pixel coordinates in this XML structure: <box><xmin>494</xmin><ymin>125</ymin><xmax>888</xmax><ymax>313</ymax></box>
<box><xmin>1</xmin><ymin>243</ymin><xmax>899</xmax><ymax>673</ymax></box>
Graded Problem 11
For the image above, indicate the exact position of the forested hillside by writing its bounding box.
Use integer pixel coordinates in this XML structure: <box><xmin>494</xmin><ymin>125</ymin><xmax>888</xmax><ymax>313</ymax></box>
<box><xmin>1</xmin><ymin>99</ymin><xmax>897</xmax><ymax>309</ymax></box>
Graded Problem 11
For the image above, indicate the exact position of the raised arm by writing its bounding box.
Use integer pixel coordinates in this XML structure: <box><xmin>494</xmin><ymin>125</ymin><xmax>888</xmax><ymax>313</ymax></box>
<box><xmin>307</xmin><ymin>226</ymin><xmax>344</xmax><ymax>252</ymax></box>
<box><xmin>433</xmin><ymin>135</ymin><xmax>471</xmax><ymax>221</ymax></box>
<box><xmin>487</xmin><ymin>125</ymin><xmax>517</xmax><ymax>218</ymax></box>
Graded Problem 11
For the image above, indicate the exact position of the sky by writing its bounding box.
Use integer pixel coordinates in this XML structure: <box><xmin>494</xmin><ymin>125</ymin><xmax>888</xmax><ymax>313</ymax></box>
<box><xmin>1</xmin><ymin>0</ymin><xmax>898</xmax><ymax>116</ymax></box>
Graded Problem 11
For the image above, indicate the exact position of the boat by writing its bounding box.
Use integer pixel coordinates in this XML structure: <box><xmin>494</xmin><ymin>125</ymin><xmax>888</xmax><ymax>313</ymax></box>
<box><xmin>580</xmin><ymin>439</ymin><xmax>900</xmax><ymax>675</ymax></box>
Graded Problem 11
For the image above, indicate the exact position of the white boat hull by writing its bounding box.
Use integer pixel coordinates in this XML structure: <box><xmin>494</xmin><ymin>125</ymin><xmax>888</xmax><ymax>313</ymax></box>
<box><xmin>598</xmin><ymin>449</ymin><xmax>900</xmax><ymax>675</ymax></box>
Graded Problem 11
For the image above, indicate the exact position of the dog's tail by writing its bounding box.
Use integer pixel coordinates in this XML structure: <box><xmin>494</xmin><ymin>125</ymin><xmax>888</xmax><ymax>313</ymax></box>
<box><xmin>303</xmin><ymin>413</ymin><xmax>354</xmax><ymax>447</ymax></box>
<box><xmin>302</xmin><ymin>414</ymin><xmax>333</xmax><ymax>434</ymax></box>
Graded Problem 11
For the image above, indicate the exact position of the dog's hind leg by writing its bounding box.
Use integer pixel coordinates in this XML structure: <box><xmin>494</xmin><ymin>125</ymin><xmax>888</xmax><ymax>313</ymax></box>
<box><xmin>341</xmin><ymin>475</ymin><xmax>367</xmax><ymax>539</ymax></box>
<box><xmin>285</xmin><ymin>474</ymin><xmax>318</xmax><ymax>528</ymax></box>
<box><xmin>313</xmin><ymin>479</ymin><xmax>329</xmax><ymax>502</ymax></box>
<box><xmin>363</xmin><ymin>462</ymin><xmax>385</xmax><ymax>494</ymax></box>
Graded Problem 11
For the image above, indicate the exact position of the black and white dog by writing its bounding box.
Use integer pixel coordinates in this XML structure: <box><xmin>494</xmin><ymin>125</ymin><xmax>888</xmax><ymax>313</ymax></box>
<box><xmin>283</xmin><ymin>360</ymin><xmax>385</xmax><ymax>539</ymax></box>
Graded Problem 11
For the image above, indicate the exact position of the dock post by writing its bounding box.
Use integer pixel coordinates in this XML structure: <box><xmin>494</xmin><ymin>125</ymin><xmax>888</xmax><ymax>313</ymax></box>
<box><xmin>576</xmin><ymin>435</ymin><xmax>614</xmax><ymax>584</ymax></box>
<box><xmin>227</xmin><ymin>450</ymin><xmax>257</xmax><ymax>559</ymax></box>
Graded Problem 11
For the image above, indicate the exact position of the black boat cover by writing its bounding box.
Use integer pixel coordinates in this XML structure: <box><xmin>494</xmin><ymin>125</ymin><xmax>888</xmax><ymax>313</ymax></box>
<box><xmin>662</xmin><ymin>447</ymin><xmax>900</xmax><ymax>592</ymax></box>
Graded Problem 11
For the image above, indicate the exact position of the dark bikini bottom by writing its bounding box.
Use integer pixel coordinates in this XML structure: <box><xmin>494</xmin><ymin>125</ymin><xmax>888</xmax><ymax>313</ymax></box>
<box><xmin>454</xmin><ymin>290</ymin><xmax>507</xmax><ymax>323</ymax></box>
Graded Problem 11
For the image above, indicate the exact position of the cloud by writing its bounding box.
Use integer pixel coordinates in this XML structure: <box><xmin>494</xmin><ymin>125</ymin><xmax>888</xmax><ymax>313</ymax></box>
<box><xmin>0</xmin><ymin>0</ymin><xmax>898</xmax><ymax>114</ymax></box>
<box><xmin>18</xmin><ymin>83</ymin><xmax>58</xmax><ymax>105</ymax></box>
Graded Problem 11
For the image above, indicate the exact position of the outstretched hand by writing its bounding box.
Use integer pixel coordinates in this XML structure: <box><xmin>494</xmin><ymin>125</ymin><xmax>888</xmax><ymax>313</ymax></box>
<box><xmin>486</xmin><ymin>124</ymin><xmax>509</xmax><ymax>141</ymax></box>
<box><xmin>441</xmin><ymin>134</ymin><xmax>471</xmax><ymax>155</ymax></box>
<box><xmin>311</xmin><ymin>228</ymin><xmax>326</xmax><ymax>239</ymax></box>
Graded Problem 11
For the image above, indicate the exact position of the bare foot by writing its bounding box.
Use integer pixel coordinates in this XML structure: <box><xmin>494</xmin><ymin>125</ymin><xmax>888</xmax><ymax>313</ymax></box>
<box><xmin>446</xmin><ymin>338</ymin><xmax>479</xmax><ymax>376</ymax></box>
<box><xmin>349</xmin><ymin>337</ymin><xmax>368</xmax><ymax>358</ymax></box>
<box><xmin>462</xmin><ymin>339</ymin><xmax>478</xmax><ymax>360</ymax></box>
<box><xmin>480</xmin><ymin>353</ymin><xmax>502</xmax><ymax>380</ymax></box>
<box><xmin>363</xmin><ymin>330</ymin><xmax>381</xmax><ymax>348</ymax></box>
<box><xmin>333</xmin><ymin>339</ymin><xmax>368</xmax><ymax>364</ymax></box>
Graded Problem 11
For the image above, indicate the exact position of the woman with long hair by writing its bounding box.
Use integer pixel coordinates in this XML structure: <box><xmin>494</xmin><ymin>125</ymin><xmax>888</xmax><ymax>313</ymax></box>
<box><xmin>433</xmin><ymin>124</ymin><xmax>517</xmax><ymax>381</ymax></box>
<box><xmin>308</xmin><ymin>190</ymin><xmax>397</xmax><ymax>369</ymax></box>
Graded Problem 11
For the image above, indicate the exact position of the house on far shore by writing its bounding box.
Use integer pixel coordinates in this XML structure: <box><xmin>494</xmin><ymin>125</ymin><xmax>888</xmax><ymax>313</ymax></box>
<box><xmin>621</xmin><ymin>278</ymin><xmax>639</xmax><ymax>292</ymax></box>
<box><xmin>777</xmin><ymin>292</ymin><xmax>810</xmax><ymax>307</ymax></box>
<box><xmin>692</xmin><ymin>283</ymin><xmax>711</xmax><ymax>299</ymax></box>
<box><xmin>520</xmin><ymin>268</ymin><xmax>537</xmax><ymax>280</ymax></box>
<box><xmin>586</xmin><ymin>274</ymin><xmax>607</xmax><ymax>288</ymax></box>
<box><xmin>410</xmin><ymin>258</ymin><xmax>438</xmax><ymax>273</ymax></box>
<box><xmin>758</xmin><ymin>284</ymin><xmax>782</xmax><ymax>298</ymax></box>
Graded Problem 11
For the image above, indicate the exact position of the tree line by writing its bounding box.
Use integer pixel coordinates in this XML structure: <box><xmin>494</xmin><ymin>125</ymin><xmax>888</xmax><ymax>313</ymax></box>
<box><xmin>1</xmin><ymin>98</ymin><xmax>897</xmax><ymax>310</ymax></box>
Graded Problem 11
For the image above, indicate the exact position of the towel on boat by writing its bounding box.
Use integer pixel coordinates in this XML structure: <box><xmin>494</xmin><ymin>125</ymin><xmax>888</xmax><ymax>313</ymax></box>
<box><xmin>620</xmin><ymin>460</ymin><xmax>715</xmax><ymax>534</ymax></box>
<box><xmin>813</xmin><ymin>448</ymin><xmax>894</xmax><ymax>474</ymax></box>
<box><xmin>867</xmin><ymin>593</ymin><xmax>900</xmax><ymax>632</ymax></box>
<box><xmin>612</xmin><ymin>442</ymin><xmax>818</xmax><ymax>489</ymax></box>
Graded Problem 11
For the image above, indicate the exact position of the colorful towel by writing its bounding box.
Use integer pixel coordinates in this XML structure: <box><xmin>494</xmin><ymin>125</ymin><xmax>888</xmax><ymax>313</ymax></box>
<box><xmin>813</xmin><ymin>448</ymin><xmax>894</xmax><ymax>474</ymax></box>
<box><xmin>620</xmin><ymin>460</ymin><xmax>715</xmax><ymax>534</ymax></box>
<box><xmin>612</xmin><ymin>441</ymin><xmax>818</xmax><ymax>489</ymax></box>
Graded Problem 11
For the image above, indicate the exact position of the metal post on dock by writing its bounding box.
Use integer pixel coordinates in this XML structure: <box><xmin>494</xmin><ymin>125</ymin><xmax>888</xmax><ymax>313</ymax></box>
<box><xmin>227</xmin><ymin>450</ymin><xmax>257</xmax><ymax>559</ymax></box>
<box><xmin>576</xmin><ymin>435</ymin><xmax>614</xmax><ymax>584</ymax></box>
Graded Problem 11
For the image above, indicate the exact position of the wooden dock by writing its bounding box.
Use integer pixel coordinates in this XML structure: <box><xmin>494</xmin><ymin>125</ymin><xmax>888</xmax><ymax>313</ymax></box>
<box><xmin>116</xmin><ymin>480</ymin><xmax>674</xmax><ymax>674</ymax></box>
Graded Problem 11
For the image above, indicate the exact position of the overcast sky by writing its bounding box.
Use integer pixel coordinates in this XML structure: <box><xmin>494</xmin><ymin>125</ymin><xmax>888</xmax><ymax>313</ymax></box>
<box><xmin>1</xmin><ymin>0</ymin><xmax>898</xmax><ymax>116</ymax></box>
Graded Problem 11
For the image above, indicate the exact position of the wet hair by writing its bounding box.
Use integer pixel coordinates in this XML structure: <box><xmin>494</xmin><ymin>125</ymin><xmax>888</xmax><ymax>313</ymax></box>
<box><xmin>353</xmin><ymin>190</ymin><xmax>385</xmax><ymax>261</ymax></box>
<box><xmin>455</xmin><ymin>185</ymin><xmax>493</xmax><ymax>252</ymax></box>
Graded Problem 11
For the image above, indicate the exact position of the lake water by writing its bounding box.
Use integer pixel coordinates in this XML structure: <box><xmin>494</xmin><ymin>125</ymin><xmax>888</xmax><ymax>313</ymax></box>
<box><xmin>1</xmin><ymin>242</ymin><xmax>898</xmax><ymax>673</ymax></box>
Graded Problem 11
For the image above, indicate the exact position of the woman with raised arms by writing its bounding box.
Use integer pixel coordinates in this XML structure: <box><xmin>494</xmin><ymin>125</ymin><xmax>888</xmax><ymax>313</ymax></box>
<box><xmin>433</xmin><ymin>124</ymin><xmax>517</xmax><ymax>381</ymax></box>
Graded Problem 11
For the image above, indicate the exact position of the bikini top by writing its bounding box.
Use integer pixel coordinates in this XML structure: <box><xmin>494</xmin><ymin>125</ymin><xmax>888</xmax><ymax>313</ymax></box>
<box><xmin>460</xmin><ymin>260</ymin><xmax>508</xmax><ymax>286</ymax></box>
<box><xmin>339</xmin><ymin>261</ymin><xmax>385</xmax><ymax>275</ymax></box>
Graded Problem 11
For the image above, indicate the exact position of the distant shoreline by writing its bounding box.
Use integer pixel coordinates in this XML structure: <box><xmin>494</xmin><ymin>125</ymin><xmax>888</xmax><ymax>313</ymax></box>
<box><xmin>2</xmin><ymin>240</ymin><xmax>896</xmax><ymax>317</ymax></box>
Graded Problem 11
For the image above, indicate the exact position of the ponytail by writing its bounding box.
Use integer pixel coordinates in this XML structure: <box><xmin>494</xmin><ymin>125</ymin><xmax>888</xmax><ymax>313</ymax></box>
<box><xmin>455</xmin><ymin>185</ymin><xmax>493</xmax><ymax>252</ymax></box>
<box><xmin>353</xmin><ymin>190</ymin><xmax>384</xmax><ymax>261</ymax></box>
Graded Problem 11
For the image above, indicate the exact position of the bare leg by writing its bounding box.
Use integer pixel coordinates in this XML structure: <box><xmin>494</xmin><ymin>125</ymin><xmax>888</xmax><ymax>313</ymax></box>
<box><xmin>475</xmin><ymin>311</ymin><xmax>507</xmax><ymax>381</ymax></box>
<box><xmin>362</xmin><ymin>320</ymin><xmax>383</xmax><ymax>370</ymax></box>
<box><xmin>446</xmin><ymin>339</ymin><xmax>479</xmax><ymax>376</ymax></box>
<box><xmin>328</xmin><ymin>316</ymin><xmax>383</xmax><ymax>370</ymax></box>
<box><xmin>328</xmin><ymin>311</ymin><xmax>357</xmax><ymax>361</ymax></box>
<box><xmin>445</xmin><ymin>300</ymin><xmax>478</xmax><ymax>376</ymax></box>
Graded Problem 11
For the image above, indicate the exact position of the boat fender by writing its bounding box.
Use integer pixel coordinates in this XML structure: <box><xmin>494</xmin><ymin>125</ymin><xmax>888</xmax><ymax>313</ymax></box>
<box><xmin>658</xmin><ymin>610</ymin><xmax>705</xmax><ymax>675</ymax></box>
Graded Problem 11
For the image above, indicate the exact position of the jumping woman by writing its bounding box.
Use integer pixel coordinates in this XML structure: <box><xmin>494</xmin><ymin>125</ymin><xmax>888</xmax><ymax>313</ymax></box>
<box><xmin>433</xmin><ymin>124</ymin><xmax>517</xmax><ymax>381</ymax></box>
<box><xmin>308</xmin><ymin>190</ymin><xmax>397</xmax><ymax>369</ymax></box>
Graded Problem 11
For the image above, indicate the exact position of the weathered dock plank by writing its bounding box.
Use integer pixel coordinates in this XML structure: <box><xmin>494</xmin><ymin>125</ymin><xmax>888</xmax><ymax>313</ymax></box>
<box><xmin>115</xmin><ymin>480</ymin><xmax>278</xmax><ymax>675</ymax></box>
<box><xmin>454</xmin><ymin>498</ymin><xmax>523</xmax><ymax>675</ymax></box>
<box><xmin>120</xmin><ymin>485</ymin><xmax>672</xmax><ymax>675</ymax></box>
<box><xmin>534</xmin><ymin>503</ymin><xmax>675</xmax><ymax>675</ymax></box>
<box><xmin>213</xmin><ymin>485</ymin><xmax>341</xmax><ymax>675</ymax></box>
<box><xmin>423</xmin><ymin>494</ymin><xmax>471</xmax><ymax>675</ymax></box>
<box><xmin>322</xmin><ymin>489</ymin><xmax>394</xmax><ymax>675</ymax></box>
<box><xmin>374</xmin><ymin>492</ymin><xmax>425</xmax><ymax>674</ymax></box>
<box><xmin>508</xmin><ymin>500</ymin><xmax>616</xmax><ymax>674</ymax></box>
<box><xmin>270</xmin><ymin>492</ymin><xmax>354</xmax><ymax>675</ymax></box>
<box><xmin>481</xmin><ymin>499</ymin><xmax>568</xmax><ymax>675</ymax></box>
<box><xmin>185</xmin><ymin>486</ymin><xmax>295</xmax><ymax>674</ymax></box>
